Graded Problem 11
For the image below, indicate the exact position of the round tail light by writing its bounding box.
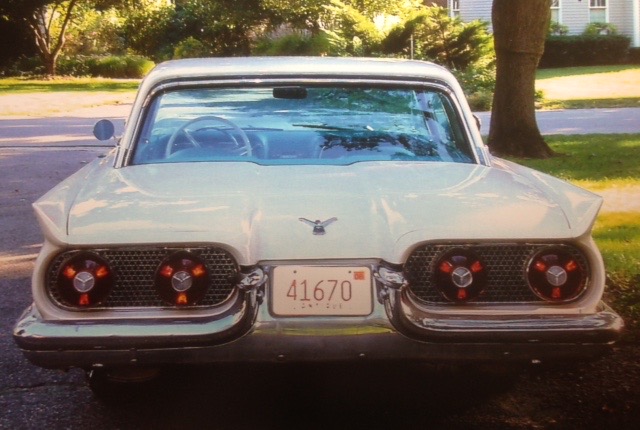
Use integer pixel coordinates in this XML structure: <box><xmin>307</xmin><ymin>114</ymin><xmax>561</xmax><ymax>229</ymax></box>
<box><xmin>434</xmin><ymin>249</ymin><xmax>487</xmax><ymax>302</ymax></box>
<box><xmin>526</xmin><ymin>247</ymin><xmax>587</xmax><ymax>302</ymax></box>
<box><xmin>155</xmin><ymin>251</ymin><xmax>210</xmax><ymax>306</ymax></box>
<box><xmin>56</xmin><ymin>252</ymin><xmax>114</xmax><ymax>307</ymax></box>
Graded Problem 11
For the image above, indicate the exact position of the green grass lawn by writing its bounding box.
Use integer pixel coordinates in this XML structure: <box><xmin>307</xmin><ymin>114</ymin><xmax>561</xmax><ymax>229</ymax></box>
<box><xmin>0</xmin><ymin>77</ymin><xmax>139</xmax><ymax>93</ymax></box>
<box><xmin>536</xmin><ymin>65</ymin><xmax>640</xmax><ymax>109</ymax></box>
<box><xmin>593</xmin><ymin>213</ymin><xmax>640</xmax><ymax>278</ymax></box>
<box><xmin>536</xmin><ymin>64</ymin><xmax>640</xmax><ymax>80</ymax></box>
<box><xmin>514</xmin><ymin>134</ymin><xmax>640</xmax><ymax>190</ymax></box>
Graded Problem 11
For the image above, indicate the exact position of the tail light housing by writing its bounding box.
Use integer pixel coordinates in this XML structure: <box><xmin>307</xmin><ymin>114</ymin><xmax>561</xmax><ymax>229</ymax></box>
<box><xmin>526</xmin><ymin>247</ymin><xmax>587</xmax><ymax>302</ymax></box>
<box><xmin>56</xmin><ymin>252</ymin><xmax>114</xmax><ymax>307</ymax></box>
<box><xmin>434</xmin><ymin>249</ymin><xmax>487</xmax><ymax>302</ymax></box>
<box><xmin>155</xmin><ymin>251</ymin><xmax>210</xmax><ymax>306</ymax></box>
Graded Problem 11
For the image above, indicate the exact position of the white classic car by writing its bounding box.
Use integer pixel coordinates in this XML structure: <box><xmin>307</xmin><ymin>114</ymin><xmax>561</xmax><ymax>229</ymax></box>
<box><xmin>14</xmin><ymin>57</ymin><xmax>623</xmax><ymax>391</ymax></box>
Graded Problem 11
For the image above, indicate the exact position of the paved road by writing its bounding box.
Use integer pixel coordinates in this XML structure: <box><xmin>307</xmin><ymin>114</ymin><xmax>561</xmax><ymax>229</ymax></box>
<box><xmin>477</xmin><ymin>107</ymin><xmax>640</xmax><ymax>135</ymax></box>
<box><xmin>1</xmin><ymin>105</ymin><xmax>640</xmax><ymax>149</ymax></box>
<box><xmin>0</xmin><ymin>113</ymin><xmax>127</xmax><ymax>148</ymax></box>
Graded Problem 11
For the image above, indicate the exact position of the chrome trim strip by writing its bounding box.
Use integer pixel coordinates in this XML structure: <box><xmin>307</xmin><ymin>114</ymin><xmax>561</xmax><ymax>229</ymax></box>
<box><xmin>386</xmin><ymin>288</ymin><xmax>623</xmax><ymax>343</ymax></box>
<box><xmin>14</xmin><ymin>283</ymin><xmax>623</xmax><ymax>369</ymax></box>
<box><xmin>14</xmin><ymin>290</ymin><xmax>259</xmax><ymax>352</ymax></box>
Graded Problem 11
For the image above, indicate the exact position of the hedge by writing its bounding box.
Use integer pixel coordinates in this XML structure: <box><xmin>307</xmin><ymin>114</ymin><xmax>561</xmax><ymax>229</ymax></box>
<box><xmin>540</xmin><ymin>35</ymin><xmax>631</xmax><ymax>68</ymax></box>
<box><xmin>629</xmin><ymin>48</ymin><xmax>640</xmax><ymax>65</ymax></box>
<box><xmin>58</xmin><ymin>55</ymin><xmax>155</xmax><ymax>78</ymax></box>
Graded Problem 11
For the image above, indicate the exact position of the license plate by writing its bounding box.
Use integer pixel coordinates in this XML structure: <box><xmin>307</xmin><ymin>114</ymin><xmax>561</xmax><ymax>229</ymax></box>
<box><xmin>272</xmin><ymin>266</ymin><xmax>373</xmax><ymax>316</ymax></box>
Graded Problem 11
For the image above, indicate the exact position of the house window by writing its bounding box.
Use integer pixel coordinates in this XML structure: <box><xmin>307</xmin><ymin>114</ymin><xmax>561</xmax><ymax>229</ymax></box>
<box><xmin>589</xmin><ymin>0</ymin><xmax>607</xmax><ymax>23</ymax></box>
<box><xmin>450</xmin><ymin>0</ymin><xmax>460</xmax><ymax>18</ymax></box>
<box><xmin>550</xmin><ymin>0</ymin><xmax>560</xmax><ymax>23</ymax></box>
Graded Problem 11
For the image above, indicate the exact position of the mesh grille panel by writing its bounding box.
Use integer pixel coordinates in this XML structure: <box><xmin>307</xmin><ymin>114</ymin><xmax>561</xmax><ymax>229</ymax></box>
<box><xmin>404</xmin><ymin>243</ymin><xmax>588</xmax><ymax>304</ymax></box>
<box><xmin>48</xmin><ymin>247</ymin><xmax>238</xmax><ymax>309</ymax></box>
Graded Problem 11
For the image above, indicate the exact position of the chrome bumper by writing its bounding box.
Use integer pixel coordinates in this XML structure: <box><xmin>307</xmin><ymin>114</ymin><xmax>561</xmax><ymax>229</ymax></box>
<box><xmin>14</xmin><ymin>288</ymin><xmax>623</xmax><ymax>369</ymax></box>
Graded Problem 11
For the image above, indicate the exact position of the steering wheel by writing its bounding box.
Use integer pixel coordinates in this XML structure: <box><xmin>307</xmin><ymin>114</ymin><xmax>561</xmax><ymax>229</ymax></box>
<box><xmin>165</xmin><ymin>115</ymin><xmax>252</xmax><ymax>158</ymax></box>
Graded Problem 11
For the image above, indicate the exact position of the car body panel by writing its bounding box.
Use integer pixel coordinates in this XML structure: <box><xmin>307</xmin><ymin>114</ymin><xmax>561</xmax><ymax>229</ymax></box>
<box><xmin>35</xmin><ymin>160</ymin><xmax>601</xmax><ymax>256</ymax></box>
<box><xmin>14</xmin><ymin>57</ymin><xmax>623</xmax><ymax>372</ymax></box>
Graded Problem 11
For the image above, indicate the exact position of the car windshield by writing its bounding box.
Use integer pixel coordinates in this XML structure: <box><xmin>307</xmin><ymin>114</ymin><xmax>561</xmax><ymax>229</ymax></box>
<box><xmin>131</xmin><ymin>86</ymin><xmax>475</xmax><ymax>165</ymax></box>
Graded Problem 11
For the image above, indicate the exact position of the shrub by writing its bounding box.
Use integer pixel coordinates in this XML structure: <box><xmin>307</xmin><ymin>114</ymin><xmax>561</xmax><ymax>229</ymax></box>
<box><xmin>58</xmin><ymin>56</ymin><xmax>91</xmax><ymax>76</ymax></box>
<box><xmin>540</xmin><ymin>35</ymin><xmax>630</xmax><ymax>68</ymax></box>
<box><xmin>254</xmin><ymin>31</ymin><xmax>332</xmax><ymax>56</ymax></box>
<box><xmin>93</xmin><ymin>56</ymin><xmax>154</xmax><ymax>78</ymax></box>
<box><xmin>628</xmin><ymin>48</ymin><xmax>640</xmax><ymax>65</ymax></box>
<box><xmin>583</xmin><ymin>22</ymin><xmax>618</xmax><ymax>36</ymax></box>
<box><xmin>173</xmin><ymin>37</ymin><xmax>209</xmax><ymax>59</ymax></box>
<box><xmin>548</xmin><ymin>22</ymin><xmax>568</xmax><ymax>36</ymax></box>
<box><xmin>58</xmin><ymin>55</ymin><xmax>154</xmax><ymax>78</ymax></box>
<box><xmin>452</xmin><ymin>56</ymin><xmax>496</xmax><ymax>111</ymax></box>
<box><xmin>2</xmin><ymin>55</ymin><xmax>154</xmax><ymax>78</ymax></box>
<box><xmin>466</xmin><ymin>90</ymin><xmax>493</xmax><ymax>112</ymax></box>
<box><xmin>383</xmin><ymin>8</ymin><xmax>493</xmax><ymax>71</ymax></box>
<box><xmin>2</xmin><ymin>56</ymin><xmax>45</xmax><ymax>76</ymax></box>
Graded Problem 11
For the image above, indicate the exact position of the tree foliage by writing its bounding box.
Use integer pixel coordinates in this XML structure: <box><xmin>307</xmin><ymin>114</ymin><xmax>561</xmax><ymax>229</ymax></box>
<box><xmin>415</xmin><ymin>9</ymin><xmax>492</xmax><ymax>70</ymax></box>
<box><xmin>322</xmin><ymin>0</ymin><xmax>384</xmax><ymax>55</ymax></box>
<box><xmin>28</xmin><ymin>0</ymin><xmax>80</xmax><ymax>75</ymax></box>
<box><xmin>0</xmin><ymin>1</ymin><xmax>46</xmax><ymax>66</ymax></box>
<box><xmin>254</xmin><ymin>30</ymin><xmax>333</xmax><ymax>56</ymax></box>
<box><xmin>261</xmin><ymin>0</ymin><xmax>414</xmax><ymax>31</ymax></box>
<box><xmin>3</xmin><ymin>0</ymin><xmax>494</xmax><ymax>102</ymax></box>
<box><xmin>122</xmin><ymin>0</ymin><xmax>268</xmax><ymax>61</ymax></box>
<box><xmin>121</xmin><ymin>3</ymin><xmax>178</xmax><ymax>60</ymax></box>
<box><xmin>1</xmin><ymin>0</ymin><xmax>132</xmax><ymax>75</ymax></box>
<box><xmin>382</xmin><ymin>7</ymin><xmax>492</xmax><ymax>70</ymax></box>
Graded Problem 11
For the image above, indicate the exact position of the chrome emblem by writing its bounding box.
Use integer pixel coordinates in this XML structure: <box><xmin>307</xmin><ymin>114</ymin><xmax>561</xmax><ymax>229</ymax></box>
<box><xmin>546</xmin><ymin>265</ymin><xmax>568</xmax><ymax>287</ymax></box>
<box><xmin>73</xmin><ymin>271</ymin><xmax>95</xmax><ymax>293</ymax></box>
<box><xmin>299</xmin><ymin>217</ymin><xmax>338</xmax><ymax>235</ymax></box>
<box><xmin>451</xmin><ymin>267</ymin><xmax>473</xmax><ymax>288</ymax></box>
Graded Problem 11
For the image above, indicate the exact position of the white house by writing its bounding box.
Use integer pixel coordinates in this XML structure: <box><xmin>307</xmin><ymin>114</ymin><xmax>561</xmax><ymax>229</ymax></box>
<box><xmin>446</xmin><ymin>0</ymin><xmax>640</xmax><ymax>47</ymax></box>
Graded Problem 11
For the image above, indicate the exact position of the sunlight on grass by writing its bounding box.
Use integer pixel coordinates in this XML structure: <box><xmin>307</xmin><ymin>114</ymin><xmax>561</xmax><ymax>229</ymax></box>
<box><xmin>594</xmin><ymin>213</ymin><xmax>640</xmax><ymax>277</ymax></box>
<box><xmin>540</xmin><ymin>97</ymin><xmax>640</xmax><ymax>110</ymax></box>
<box><xmin>536</xmin><ymin>65</ymin><xmax>640</xmax><ymax>80</ymax></box>
<box><xmin>536</xmin><ymin>65</ymin><xmax>640</xmax><ymax>102</ymax></box>
<box><xmin>594</xmin><ymin>212</ymin><xmax>640</xmax><ymax>325</ymax></box>
<box><xmin>0</xmin><ymin>77</ymin><xmax>140</xmax><ymax>93</ymax></box>
<box><xmin>514</xmin><ymin>134</ymin><xmax>640</xmax><ymax>189</ymax></box>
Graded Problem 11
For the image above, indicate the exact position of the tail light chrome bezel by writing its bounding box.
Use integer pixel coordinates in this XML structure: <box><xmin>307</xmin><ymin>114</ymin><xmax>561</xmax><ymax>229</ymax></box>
<box><xmin>525</xmin><ymin>246</ymin><xmax>589</xmax><ymax>303</ymax></box>
<box><xmin>433</xmin><ymin>248</ymin><xmax>488</xmax><ymax>303</ymax></box>
<box><xmin>55</xmin><ymin>252</ymin><xmax>115</xmax><ymax>307</ymax></box>
<box><xmin>155</xmin><ymin>251</ymin><xmax>211</xmax><ymax>306</ymax></box>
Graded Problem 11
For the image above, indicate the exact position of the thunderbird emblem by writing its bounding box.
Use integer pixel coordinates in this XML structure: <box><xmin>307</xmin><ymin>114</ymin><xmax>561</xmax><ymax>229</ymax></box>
<box><xmin>299</xmin><ymin>217</ymin><xmax>338</xmax><ymax>235</ymax></box>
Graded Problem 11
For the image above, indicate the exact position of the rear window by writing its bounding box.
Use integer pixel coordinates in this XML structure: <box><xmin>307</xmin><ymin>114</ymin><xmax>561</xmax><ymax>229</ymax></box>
<box><xmin>131</xmin><ymin>86</ymin><xmax>474</xmax><ymax>165</ymax></box>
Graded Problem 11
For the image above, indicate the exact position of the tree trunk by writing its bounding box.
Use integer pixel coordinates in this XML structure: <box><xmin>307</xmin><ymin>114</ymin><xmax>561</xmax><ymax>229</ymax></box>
<box><xmin>28</xmin><ymin>1</ymin><xmax>78</xmax><ymax>77</ymax></box>
<box><xmin>43</xmin><ymin>52</ymin><xmax>59</xmax><ymax>76</ymax></box>
<box><xmin>488</xmin><ymin>0</ymin><xmax>554</xmax><ymax>158</ymax></box>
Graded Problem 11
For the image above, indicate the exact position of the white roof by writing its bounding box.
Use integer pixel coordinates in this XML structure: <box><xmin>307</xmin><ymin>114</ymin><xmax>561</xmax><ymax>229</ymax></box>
<box><xmin>142</xmin><ymin>56</ymin><xmax>456</xmax><ymax>87</ymax></box>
